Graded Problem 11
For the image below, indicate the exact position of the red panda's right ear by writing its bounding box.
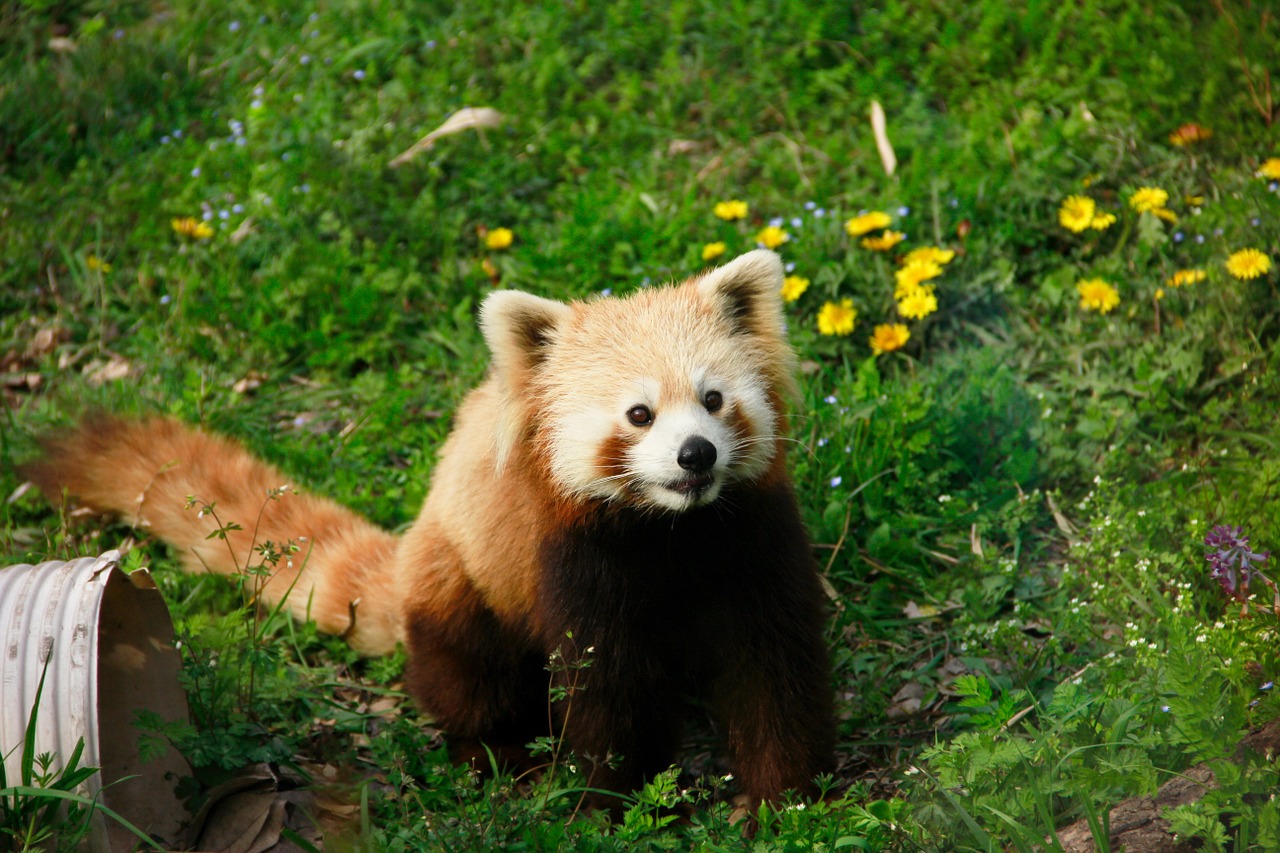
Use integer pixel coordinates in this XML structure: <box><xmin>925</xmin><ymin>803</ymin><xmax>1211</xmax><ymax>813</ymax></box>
<box><xmin>479</xmin><ymin>290</ymin><xmax>573</xmax><ymax>378</ymax></box>
<box><xmin>479</xmin><ymin>291</ymin><xmax>573</xmax><ymax>469</ymax></box>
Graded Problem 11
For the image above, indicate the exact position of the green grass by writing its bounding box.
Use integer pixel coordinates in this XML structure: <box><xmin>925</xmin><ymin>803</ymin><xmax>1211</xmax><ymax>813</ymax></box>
<box><xmin>3</xmin><ymin>0</ymin><xmax>1280</xmax><ymax>849</ymax></box>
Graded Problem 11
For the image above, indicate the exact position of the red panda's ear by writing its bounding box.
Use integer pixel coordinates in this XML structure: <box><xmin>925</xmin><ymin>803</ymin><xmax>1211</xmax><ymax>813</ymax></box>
<box><xmin>480</xmin><ymin>290</ymin><xmax>573</xmax><ymax>378</ymax></box>
<box><xmin>695</xmin><ymin>249</ymin><xmax>787</xmax><ymax>340</ymax></box>
<box><xmin>479</xmin><ymin>291</ymin><xmax>573</xmax><ymax>468</ymax></box>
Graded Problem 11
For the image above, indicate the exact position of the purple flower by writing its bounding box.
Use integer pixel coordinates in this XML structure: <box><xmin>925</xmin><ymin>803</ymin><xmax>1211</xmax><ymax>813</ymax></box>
<box><xmin>1205</xmin><ymin>524</ymin><xmax>1271</xmax><ymax>601</ymax></box>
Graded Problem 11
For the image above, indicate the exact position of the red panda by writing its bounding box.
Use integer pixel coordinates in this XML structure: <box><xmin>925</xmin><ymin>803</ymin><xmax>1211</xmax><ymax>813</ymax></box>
<box><xmin>23</xmin><ymin>249</ymin><xmax>835</xmax><ymax>807</ymax></box>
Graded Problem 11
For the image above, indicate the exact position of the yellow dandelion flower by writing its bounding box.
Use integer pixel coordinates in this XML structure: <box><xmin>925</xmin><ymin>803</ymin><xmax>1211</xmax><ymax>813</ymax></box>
<box><xmin>1089</xmin><ymin>212</ymin><xmax>1117</xmax><ymax>230</ymax></box>
<box><xmin>755</xmin><ymin>226</ymin><xmax>790</xmax><ymax>249</ymax></box>
<box><xmin>1155</xmin><ymin>288</ymin><xmax>1165</xmax><ymax>301</ymax></box>
<box><xmin>844</xmin><ymin>210</ymin><xmax>892</xmax><ymax>237</ymax></box>
<box><xmin>1183</xmin><ymin>195</ymin><xmax>1205</xmax><ymax>207</ymax></box>
<box><xmin>1166</xmin><ymin>269</ymin><xmax>1206</xmax><ymax>288</ymax></box>
<box><xmin>1169</xmin><ymin>123</ymin><xmax>1212</xmax><ymax>146</ymax></box>
<box><xmin>86</xmin><ymin>255</ymin><xmax>112</xmax><ymax>272</ymax></box>
<box><xmin>1076</xmin><ymin>278</ymin><xmax>1120</xmax><ymax>313</ymax></box>
<box><xmin>702</xmin><ymin>241</ymin><xmax>727</xmax><ymax>262</ymax></box>
<box><xmin>485</xmin><ymin>227</ymin><xmax>514</xmax><ymax>250</ymax></box>
<box><xmin>1128</xmin><ymin>187</ymin><xmax>1169</xmax><ymax>213</ymax></box>
<box><xmin>779</xmin><ymin>275</ymin><xmax>810</xmax><ymax>302</ymax></box>
<box><xmin>894</xmin><ymin>261</ymin><xmax>942</xmax><ymax>299</ymax></box>
<box><xmin>900</xmin><ymin>246</ymin><xmax>955</xmax><ymax>266</ymax></box>
<box><xmin>1225</xmin><ymin>248</ymin><xmax>1272</xmax><ymax>280</ymax></box>
<box><xmin>861</xmin><ymin>230</ymin><xmax>905</xmax><ymax>252</ymax></box>
<box><xmin>713</xmin><ymin>199</ymin><xmax>749</xmax><ymax>220</ymax></box>
<box><xmin>172</xmin><ymin>217</ymin><xmax>213</xmax><ymax>240</ymax></box>
<box><xmin>869</xmin><ymin>323</ymin><xmax>910</xmax><ymax>355</ymax></box>
<box><xmin>1058</xmin><ymin>195</ymin><xmax>1096</xmax><ymax>233</ymax></box>
<box><xmin>1151</xmin><ymin>207</ymin><xmax>1179</xmax><ymax>224</ymax></box>
<box><xmin>1082</xmin><ymin>174</ymin><xmax>1100</xmax><ymax>188</ymax></box>
<box><xmin>817</xmin><ymin>299</ymin><xmax>857</xmax><ymax>336</ymax></box>
<box><xmin>897</xmin><ymin>288</ymin><xmax>938</xmax><ymax>320</ymax></box>
<box><xmin>1257</xmin><ymin>158</ymin><xmax>1280</xmax><ymax>180</ymax></box>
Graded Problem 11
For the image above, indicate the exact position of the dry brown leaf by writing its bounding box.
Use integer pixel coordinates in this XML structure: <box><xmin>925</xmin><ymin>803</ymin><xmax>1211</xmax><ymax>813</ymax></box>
<box><xmin>27</xmin><ymin>326</ymin><xmax>60</xmax><ymax>357</ymax></box>
<box><xmin>388</xmin><ymin>107</ymin><xmax>504</xmax><ymax>168</ymax></box>
<box><xmin>870</xmin><ymin>100</ymin><xmax>896</xmax><ymax>176</ymax></box>
<box><xmin>233</xmin><ymin>371</ymin><xmax>266</xmax><ymax>394</ymax></box>
<box><xmin>84</xmin><ymin>355</ymin><xmax>131</xmax><ymax>386</ymax></box>
<box><xmin>886</xmin><ymin>681</ymin><xmax>924</xmax><ymax>718</ymax></box>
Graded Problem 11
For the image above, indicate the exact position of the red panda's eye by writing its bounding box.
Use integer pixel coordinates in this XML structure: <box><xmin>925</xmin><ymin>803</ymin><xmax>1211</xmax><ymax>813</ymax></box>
<box><xmin>704</xmin><ymin>390</ymin><xmax>723</xmax><ymax>413</ymax></box>
<box><xmin>626</xmin><ymin>405</ymin><xmax>653</xmax><ymax>426</ymax></box>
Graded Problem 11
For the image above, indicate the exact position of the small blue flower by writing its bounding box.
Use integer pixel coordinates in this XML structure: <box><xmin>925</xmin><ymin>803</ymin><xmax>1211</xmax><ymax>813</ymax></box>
<box><xmin>228</xmin><ymin>20</ymin><xmax>241</xmax><ymax>32</ymax></box>
<box><xmin>1270</xmin><ymin>181</ymin><xmax>1279</xmax><ymax>192</ymax></box>
<box><xmin>425</xmin><ymin>39</ymin><xmax>437</xmax><ymax>50</ymax></box>
<box><xmin>1173</xmin><ymin>231</ymin><xmax>1185</xmax><ymax>242</ymax></box>
<box><xmin>1262</xmin><ymin>682</ymin><xmax>1275</xmax><ymax>691</ymax></box>
<box><xmin>160</xmin><ymin>294</ymin><xmax>172</xmax><ymax>305</ymax></box>
<box><xmin>1160</xmin><ymin>705</ymin><xmax>1171</xmax><ymax>713</ymax></box>
<box><xmin>218</xmin><ymin>209</ymin><xmax>229</xmax><ymax>220</ymax></box>
<box><xmin>161</xmin><ymin>135</ymin><xmax>171</xmax><ymax>145</ymax></box>
<box><xmin>769</xmin><ymin>216</ymin><xmax>783</xmax><ymax>227</ymax></box>
<box><xmin>804</xmin><ymin>201</ymin><xmax>816</xmax><ymax>211</ymax></box>
<box><xmin>173</xmin><ymin>129</ymin><xmax>183</xmax><ymax>139</ymax></box>
<box><xmin>202</xmin><ymin>210</ymin><xmax>214</xmax><ymax>221</ymax></box>
<box><xmin>190</xmin><ymin>166</ymin><xmax>201</xmax><ymax>177</ymax></box>
<box><xmin>1214</xmin><ymin>228</ymin><xmax>1224</xmax><ymax>236</ymax></box>
<box><xmin>949</xmin><ymin>198</ymin><xmax>959</xmax><ymax>208</ymax></box>
<box><xmin>1195</xmin><ymin>234</ymin><xmax>1205</xmax><ymax>244</ymax></box>
<box><xmin>790</xmin><ymin>217</ymin><xmax>803</xmax><ymax>228</ymax></box>
<box><xmin>784</xmin><ymin>262</ymin><xmax>796</xmax><ymax>273</ymax></box>
<box><xmin>1251</xmin><ymin>217</ymin><xmax>1262</xmax><ymax>227</ymax></box>
<box><xmin>897</xmin><ymin>206</ymin><xmax>910</xmax><ymax>217</ymax></box>
<box><xmin>814</xmin><ymin>208</ymin><xmax>825</xmax><ymax>217</ymax></box>
<box><xmin>300</xmin><ymin>54</ymin><xmax>311</xmax><ymax>65</ymax></box>
<box><xmin>353</xmin><ymin>69</ymin><xmax>366</xmax><ymax>80</ymax></box>
<box><xmin>601</xmin><ymin>287</ymin><xmax>612</xmax><ymax>296</ymax></box>
<box><xmin>232</xmin><ymin>203</ymin><xmax>244</xmax><ymax>213</ymax></box>
<box><xmin>823</xmin><ymin>394</ymin><xmax>837</xmax><ymax>405</ymax></box>
<box><xmin>816</xmin><ymin>438</ymin><xmax>828</xmax><ymax>448</ymax></box>
<box><xmin>113</xmin><ymin>28</ymin><xmax>125</xmax><ymax>39</ymax></box>
<box><xmin>829</xmin><ymin>476</ymin><xmax>843</xmax><ymax>488</ymax></box>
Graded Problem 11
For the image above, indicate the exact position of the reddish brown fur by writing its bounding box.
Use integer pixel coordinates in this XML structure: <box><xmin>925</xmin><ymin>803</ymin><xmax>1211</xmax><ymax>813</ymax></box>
<box><xmin>23</xmin><ymin>250</ymin><xmax>835</xmax><ymax>809</ymax></box>
<box><xmin>22</xmin><ymin>415</ymin><xmax>402</xmax><ymax>654</ymax></box>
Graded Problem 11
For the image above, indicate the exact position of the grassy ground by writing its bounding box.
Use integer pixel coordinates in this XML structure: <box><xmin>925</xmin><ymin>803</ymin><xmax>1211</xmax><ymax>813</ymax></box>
<box><xmin>2</xmin><ymin>0</ymin><xmax>1279</xmax><ymax>849</ymax></box>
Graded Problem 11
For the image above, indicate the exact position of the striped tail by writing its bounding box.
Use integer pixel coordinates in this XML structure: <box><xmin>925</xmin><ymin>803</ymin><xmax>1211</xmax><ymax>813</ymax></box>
<box><xmin>21</xmin><ymin>415</ymin><xmax>403</xmax><ymax>655</ymax></box>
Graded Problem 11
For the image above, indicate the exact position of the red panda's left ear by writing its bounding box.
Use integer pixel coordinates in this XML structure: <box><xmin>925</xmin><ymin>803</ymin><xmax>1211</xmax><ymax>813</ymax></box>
<box><xmin>696</xmin><ymin>249</ymin><xmax>787</xmax><ymax>340</ymax></box>
<box><xmin>480</xmin><ymin>290</ymin><xmax>573</xmax><ymax>378</ymax></box>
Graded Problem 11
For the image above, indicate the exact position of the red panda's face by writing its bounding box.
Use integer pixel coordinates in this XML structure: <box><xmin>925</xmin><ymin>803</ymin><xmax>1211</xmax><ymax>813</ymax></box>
<box><xmin>544</xmin><ymin>354</ymin><xmax>779</xmax><ymax>512</ymax></box>
<box><xmin>480</xmin><ymin>250</ymin><xmax>798</xmax><ymax>513</ymax></box>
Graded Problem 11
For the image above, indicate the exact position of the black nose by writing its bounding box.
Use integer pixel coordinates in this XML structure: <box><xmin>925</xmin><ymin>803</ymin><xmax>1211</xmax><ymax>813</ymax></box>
<box><xmin>677</xmin><ymin>436</ymin><xmax>717</xmax><ymax>473</ymax></box>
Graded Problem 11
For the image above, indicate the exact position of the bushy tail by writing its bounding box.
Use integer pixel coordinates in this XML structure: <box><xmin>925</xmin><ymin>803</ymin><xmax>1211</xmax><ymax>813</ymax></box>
<box><xmin>21</xmin><ymin>416</ymin><xmax>402</xmax><ymax>655</ymax></box>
